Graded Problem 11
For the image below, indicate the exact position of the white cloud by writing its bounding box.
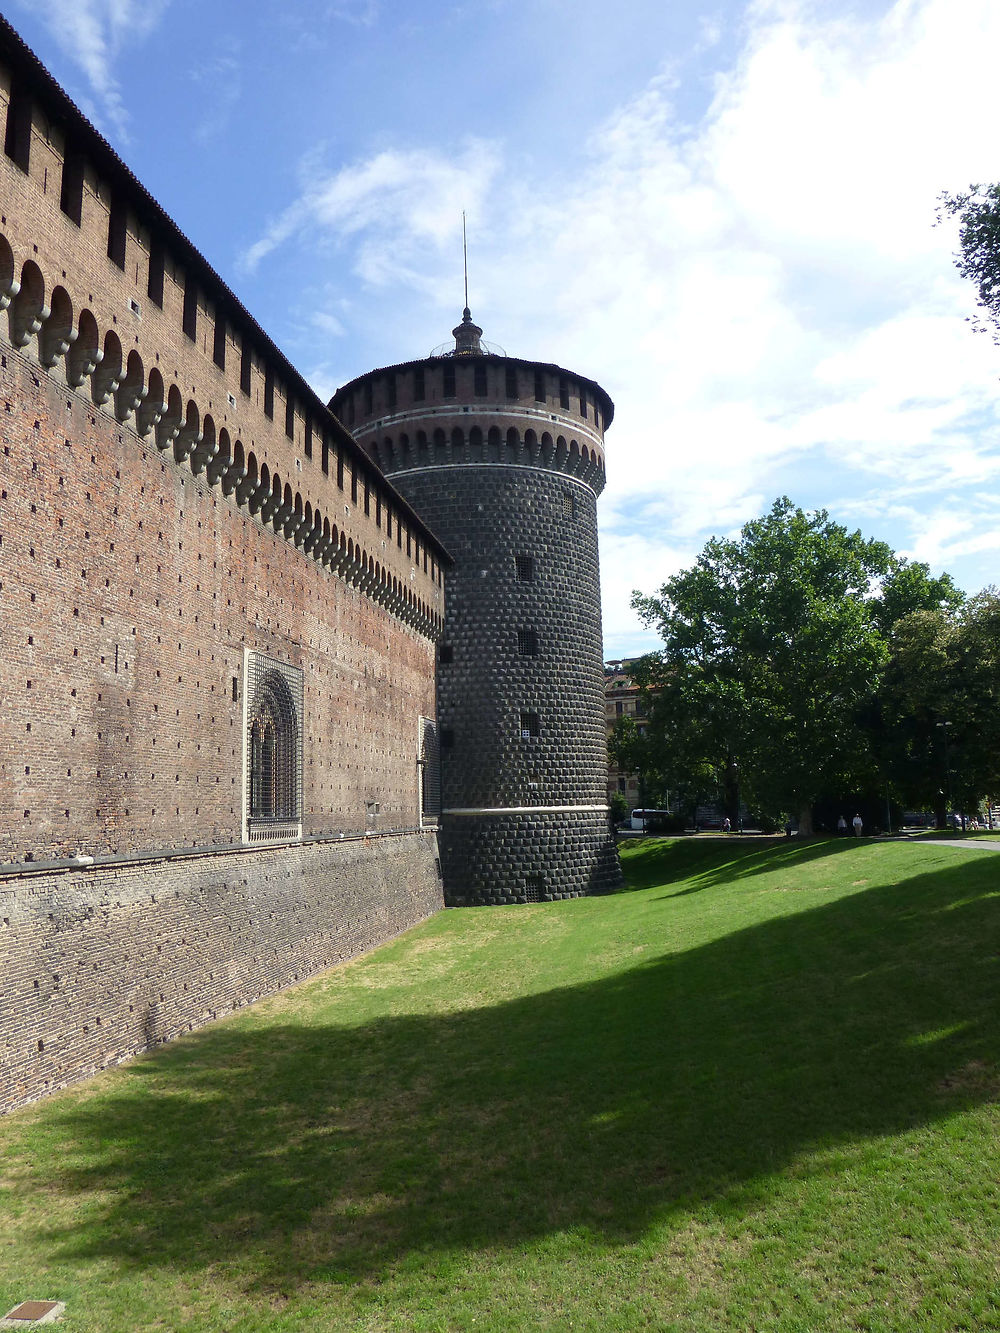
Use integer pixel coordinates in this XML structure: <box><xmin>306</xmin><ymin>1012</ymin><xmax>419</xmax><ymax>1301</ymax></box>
<box><xmin>248</xmin><ymin>0</ymin><xmax>1000</xmax><ymax>653</ymax></box>
<box><xmin>14</xmin><ymin>0</ymin><xmax>169</xmax><ymax>137</ymax></box>
<box><xmin>240</xmin><ymin>141</ymin><xmax>501</xmax><ymax>281</ymax></box>
<box><xmin>326</xmin><ymin>0</ymin><xmax>379</xmax><ymax>25</ymax></box>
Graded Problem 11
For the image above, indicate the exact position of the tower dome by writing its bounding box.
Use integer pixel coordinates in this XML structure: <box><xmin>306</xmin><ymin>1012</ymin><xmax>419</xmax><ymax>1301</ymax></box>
<box><xmin>330</xmin><ymin>315</ymin><xmax>622</xmax><ymax>905</ymax></box>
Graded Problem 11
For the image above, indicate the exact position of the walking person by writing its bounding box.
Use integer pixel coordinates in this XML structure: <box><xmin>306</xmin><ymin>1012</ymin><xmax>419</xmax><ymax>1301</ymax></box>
<box><xmin>837</xmin><ymin>815</ymin><xmax>847</xmax><ymax>836</ymax></box>
<box><xmin>852</xmin><ymin>813</ymin><xmax>863</xmax><ymax>838</ymax></box>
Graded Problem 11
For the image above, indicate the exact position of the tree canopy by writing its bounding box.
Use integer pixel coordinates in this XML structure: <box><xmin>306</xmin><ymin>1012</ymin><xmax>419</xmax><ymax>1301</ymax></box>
<box><xmin>939</xmin><ymin>184</ymin><xmax>1000</xmax><ymax>339</ymax></box>
<box><xmin>631</xmin><ymin>498</ymin><xmax>964</xmax><ymax>833</ymax></box>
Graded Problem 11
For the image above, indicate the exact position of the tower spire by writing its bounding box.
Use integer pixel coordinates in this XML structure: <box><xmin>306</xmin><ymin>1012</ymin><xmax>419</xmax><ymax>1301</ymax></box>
<box><xmin>453</xmin><ymin>213</ymin><xmax>482</xmax><ymax>355</ymax></box>
<box><xmin>463</xmin><ymin>210</ymin><xmax>469</xmax><ymax>312</ymax></box>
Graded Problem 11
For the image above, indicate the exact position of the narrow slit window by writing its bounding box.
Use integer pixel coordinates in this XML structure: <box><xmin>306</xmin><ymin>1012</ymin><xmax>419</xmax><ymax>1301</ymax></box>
<box><xmin>562</xmin><ymin>491</ymin><xmax>576</xmax><ymax>518</ymax></box>
<box><xmin>285</xmin><ymin>395</ymin><xmax>295</xmax><ymax>440</ymax></box>
<box><xmin>107</xmin><ymin>196</ymin><xmax>127</xmax><ymax>269</ymax></box>
<box><xmin>579</xmin><ymin>386</ymin><xmax>588</xmax><ymax>419</ymax></box>
<box><xmin>520</xmin><ymin>711</ymin><xmax>540</xmax><ymax>739</ymax></box>
<box><xmin>534</xmin><ymin>371</ymin><xmax>545</xmax><ymax>403</ymax></box>
<box><xmin>505</xmin><ymin>366</ymin><xmax>518</xmax><ymax>398</ymax></box>
<box><xmin>4</xmin><ymin>85</ymin><xmax>31</xmax><ymax>173</ymax></box>
<box><xmin>386</xmin><ymin>373</ymin><xmax>396</xmax><ymax>408</ymax></box>
<box><xmin>443</xmin><ymin>363</ymin><xmax>456</xmax><ymax>398</ymax></box>
<box><xmin>213</xmin><ymin>312</ymin><xmax>226</xmax><ymax>371</ymax></box>
<box><xmin>264</xmin><ymin>365</ymin><xmax>274</xmax><ymax>419</ymax></box>
<box><xmin>59</xmin><ymin>150</ymin><xmax>84</xmax><ymax>225</ymax></box>
<box><xmin>559</xmin><ymin>378</ymin><xmax>570</xmax><ymax>409</ymax></box>
<box><xmin>518</xmin><ymin>629</ymin><xmax>538</xmax><ymax>657</ymax></box>
<box><xmin>414</xmin><ymin>366</ymin><xmax>425</xmax><ymax>401</ymax></box>
<box><xmin>240</xmin><ymin>340</ymin><xmax>252</xmax><ymax>395</ymax></box>
<box><xmin>474</xmin><ymin>362</ymin><xmax>487</xmax><ymax>396</ymax></box>
<box><xmin>515</xmin><ymin>555</ymin><xmax>534</xmax><ymax>582</ymax></box>
<box><xmin>147</xmin><ymin>243</ymin><xmax>164</xmax><ymax>307</ymax></box>
<box><xmin>182</xmin><ymin>277</ymin><xmax>198</xmax><ymax>341</ymax></box>
<box><xmin>304</xmin><ymin>420</ymin><xmax>313</xmax><ymax>459</ymax></box>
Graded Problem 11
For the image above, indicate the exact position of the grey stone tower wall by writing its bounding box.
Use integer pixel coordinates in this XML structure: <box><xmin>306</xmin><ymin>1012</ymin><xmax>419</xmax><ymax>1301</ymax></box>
<box><xmin>331</xmin><ymin>350</ymin><xmax>623</xmax><ymax>905</ymax></box>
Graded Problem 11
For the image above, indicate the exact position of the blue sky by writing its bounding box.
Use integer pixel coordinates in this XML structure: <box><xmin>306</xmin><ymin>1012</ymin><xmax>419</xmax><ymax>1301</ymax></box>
<box><xmin>9</xmin><ymin>0</ymin><xmax>1000</xmax><ymax>657</ymax></box>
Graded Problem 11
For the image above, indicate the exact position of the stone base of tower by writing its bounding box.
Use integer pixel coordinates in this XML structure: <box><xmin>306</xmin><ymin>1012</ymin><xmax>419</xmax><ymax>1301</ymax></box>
<box><xmin>439</xmin><ymin>809</ymin><xmax>623</xmax><ymax>906</ymax></box>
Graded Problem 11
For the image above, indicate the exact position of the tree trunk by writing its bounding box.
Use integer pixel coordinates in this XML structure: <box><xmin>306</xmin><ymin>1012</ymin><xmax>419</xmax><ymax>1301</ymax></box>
<box><xmin>798</xmin><ymin>804</ymin><xmax>814</xmax><ymax>837</ymax></box>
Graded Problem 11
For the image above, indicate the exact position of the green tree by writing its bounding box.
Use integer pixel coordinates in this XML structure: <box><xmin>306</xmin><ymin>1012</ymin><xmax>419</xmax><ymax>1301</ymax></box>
<box><xmin>608</xmin><ymin>713</ymin><xmax>671</xmax><ymax>813</ymax></box>
<box><xmin>876</xmin><ymin>607</ymin><xmax>957</xmax><ymax>824</ymax></box>
<box><xmin>878</xmin><ymin>590</ymin><xmax>1000</xmax><ymax>822</ymax></box>
<box><xmin>632</xmin><ymin>498</ymin><xmax>961</xmax><ymax>835</ymax></box>
<box><xmin>938</xmin><ymin>184</ymin><xmax>1000</xmax><ymax>339</ymax></box>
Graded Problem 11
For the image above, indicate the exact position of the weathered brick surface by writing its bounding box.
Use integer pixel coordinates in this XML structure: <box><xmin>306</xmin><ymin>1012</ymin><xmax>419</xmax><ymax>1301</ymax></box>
<box><xmin>0</xmin><ymin>24</ymin><xmax>449</xmax><ymax>1112</ymax></box>
<box><xmin>0</xmin><ymin>831</ymin><xmax>442</xmax><ymax>1113</ymax></box>
<box><xmin>0</xmin><ymin>343</ymin><xmax>438</xmax><ymax>859</ymax></box>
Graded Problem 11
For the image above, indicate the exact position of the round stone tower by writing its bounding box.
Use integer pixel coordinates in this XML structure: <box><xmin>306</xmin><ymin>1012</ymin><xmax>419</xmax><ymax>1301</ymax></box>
<box><xmin>330</xmin><ymin>311</ymin><xmax>622</xmax><ymax>905</ymax></box>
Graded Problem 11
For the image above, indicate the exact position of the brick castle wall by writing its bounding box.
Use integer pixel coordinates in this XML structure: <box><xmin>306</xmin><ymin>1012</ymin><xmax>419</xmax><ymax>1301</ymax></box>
<box><xmin>1</xmin><ymin>831</ymin><xmax>442</xmax><ymax>1114</ymax></box>
<box><xmin>0</xmin><ymin>20</ymin><xmax>449</xmax><ymax>1110</ymax></box>
<box><xmin>0</xmin><ymin>343</ymin><xmax>437</xmax><ymax>858</ymax></box>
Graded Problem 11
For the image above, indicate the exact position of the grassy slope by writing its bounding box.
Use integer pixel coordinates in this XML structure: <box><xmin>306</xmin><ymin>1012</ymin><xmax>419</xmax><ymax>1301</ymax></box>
<box><xmin>1</xmin><ymin>838</ymin><xmax>999</xmax><ymax>1332</ymax></box>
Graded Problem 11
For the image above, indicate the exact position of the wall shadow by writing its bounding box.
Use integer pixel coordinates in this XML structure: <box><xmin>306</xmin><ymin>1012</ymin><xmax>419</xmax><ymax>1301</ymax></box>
<box><xmin>20</xmin><ymin>852</ymin><xmax>1000</xmax><ymax>1291</ymax></box>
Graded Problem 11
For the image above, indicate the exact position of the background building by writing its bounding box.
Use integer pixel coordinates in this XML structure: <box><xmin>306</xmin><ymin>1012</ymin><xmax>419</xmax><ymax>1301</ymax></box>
<box><xmin>605</xmin><ymin>660</ymin><xmax>651</xmax><ymax>809</ymax></box>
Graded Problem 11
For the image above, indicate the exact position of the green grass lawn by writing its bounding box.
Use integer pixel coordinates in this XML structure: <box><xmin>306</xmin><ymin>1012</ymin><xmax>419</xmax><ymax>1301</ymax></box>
<box><xmin>2</xmin><ymin>838</ymin><xmax>999</xmax><ymax>1332</ymax></box>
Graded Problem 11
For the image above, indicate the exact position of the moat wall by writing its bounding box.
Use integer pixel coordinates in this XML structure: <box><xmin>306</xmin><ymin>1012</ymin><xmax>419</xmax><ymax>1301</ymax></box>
<box><xmin>1</xmin><ymin>832</ymin><xmax>442</xmax><ymax>1114</ymax></box>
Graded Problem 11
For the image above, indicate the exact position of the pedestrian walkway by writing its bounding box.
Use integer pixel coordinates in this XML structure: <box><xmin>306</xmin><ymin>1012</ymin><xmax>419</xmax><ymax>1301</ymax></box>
<box><xmin>889</xmin><ymin>835</ymin><xmax>1000</xmax><ymax>852</ymax></box>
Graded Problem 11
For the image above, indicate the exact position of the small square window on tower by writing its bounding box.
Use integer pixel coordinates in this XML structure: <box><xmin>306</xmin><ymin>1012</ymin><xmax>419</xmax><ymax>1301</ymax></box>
<box><xmin>515</xmin><ymin>555</ymin><xmax>533</xmax><ymax>582</ymax></box>
<box><xmin>562</xmin><ymin>491</ymin><xmax>576</xmax><ymax>518</ymax></box>
<box><xmin>520</xmin><ymin>711</ymin><xmax>540</xmax><ymax>740</ymax></box>
<box><xmin>517</xmin><ymin>629</ymin><xmax>538</xmax><ymax>657</ymax></box>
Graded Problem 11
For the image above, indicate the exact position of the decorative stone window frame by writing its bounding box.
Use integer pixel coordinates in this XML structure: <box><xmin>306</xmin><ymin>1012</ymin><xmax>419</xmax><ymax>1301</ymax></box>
<box><xmin>242</xmin><ymin>648</ymin><xmax>304</xmax><ymax>843</ymax></box>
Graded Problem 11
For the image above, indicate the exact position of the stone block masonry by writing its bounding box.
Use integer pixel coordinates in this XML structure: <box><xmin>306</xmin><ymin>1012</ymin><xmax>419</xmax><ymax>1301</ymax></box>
<box><xmin>1</xmin><ymin>831</ymin><xmax>442</xmax><ymax>1114</ymax></box>
<box><xmin>333</xmin><ymin>326</ymin><xmax>624</xmax><ymax>906</ymax></box>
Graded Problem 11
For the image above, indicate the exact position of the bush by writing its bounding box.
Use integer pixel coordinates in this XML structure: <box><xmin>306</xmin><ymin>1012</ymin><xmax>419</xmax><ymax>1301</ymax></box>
<box><xmin>610</xmin><ymin>793</ymin><xmax>630</xmax><ymax>827</ymax></box>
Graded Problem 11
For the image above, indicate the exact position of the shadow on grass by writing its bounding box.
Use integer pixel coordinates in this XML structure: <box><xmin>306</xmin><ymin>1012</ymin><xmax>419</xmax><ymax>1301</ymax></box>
<box><xmin>23</xmin><ymin>851</ymin><xmax>1000</xmax><ymax>1291</ymax></box>
<box><xmin>621</xmin><ymin>834</ymin><xmax>861</xmax><ymax>895</ymax></box>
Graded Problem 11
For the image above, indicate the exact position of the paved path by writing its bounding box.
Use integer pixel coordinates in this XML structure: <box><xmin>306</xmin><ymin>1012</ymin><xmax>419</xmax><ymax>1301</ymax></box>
<box><xmin>893</xmin><ymin>837</ymin><xmax>1000</xmax><ymax>852</ymax></box>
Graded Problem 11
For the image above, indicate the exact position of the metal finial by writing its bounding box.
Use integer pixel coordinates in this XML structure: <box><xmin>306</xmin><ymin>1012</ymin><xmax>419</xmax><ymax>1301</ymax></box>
<box><xmin>463</xmin><ymin>211</ymin><xmax>469</xmax><ymax>312</ymax></box>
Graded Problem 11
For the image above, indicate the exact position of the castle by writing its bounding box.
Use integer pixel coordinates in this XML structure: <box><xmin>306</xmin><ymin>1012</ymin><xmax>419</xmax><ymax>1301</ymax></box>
<box><xmin>0</xmin><ymin>18</ymin><xmax>617</xmax><ymax>1113</ymax></box>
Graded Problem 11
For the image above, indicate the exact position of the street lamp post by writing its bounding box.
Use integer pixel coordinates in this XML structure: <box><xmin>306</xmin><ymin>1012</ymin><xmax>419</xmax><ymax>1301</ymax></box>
<box><xmin>936</xmin><ymin>721</ymin><xmax>954</xmax><ymax>829</ymax></box>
